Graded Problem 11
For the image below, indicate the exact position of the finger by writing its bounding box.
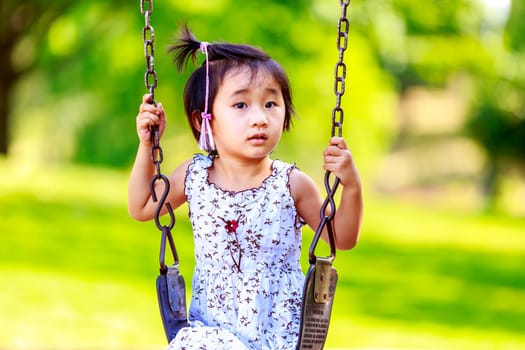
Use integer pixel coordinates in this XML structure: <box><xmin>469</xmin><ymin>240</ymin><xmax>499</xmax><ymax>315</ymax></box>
<box><xmin>323</xmin><ymin>156</ymin><xmax>343</xmax><ymax>169</ymax></box>
<box><xmin>140</xmin><ymin>104</ymin><xmax>162</xmax><ymax>118</ymax></box>
<box><xmin>324</xmin><ymin>145</ymin><xmax>343</xmax><ymax>157</ymax></box>
<box><xmin>143</xmin><ymin>112</ymin><xmax>162</xmax><ymax>124</ymax></box>
<box><xmin>137</xmin><ymin>113</ymin><xmax>159</xmax><ymax>129</ymax></box>
<box><xmin>322</xmin><ymin>161</ymin><xmax>339</xmax><ymax>173</ymax></box>
<box><xmin>156</xmin><ymin>103</ymin><xmax>166</xmax><ymax>119</ymax></box>
<box><xmin>329</xmin><ymin>136</ymin><xmax>348</xmax><ymax>150</ymax></box>
<box><xmin>142</xmin><ymin>93</ymin><xmax>153</xmax><ymax>104</ymax></box>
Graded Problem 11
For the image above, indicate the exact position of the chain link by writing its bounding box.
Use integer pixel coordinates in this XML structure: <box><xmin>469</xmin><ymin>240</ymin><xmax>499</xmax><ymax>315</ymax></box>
<box><xmin>309</xmin><ymin>0</ymin><xmax>351</xmax><ymax>263</ymax></box>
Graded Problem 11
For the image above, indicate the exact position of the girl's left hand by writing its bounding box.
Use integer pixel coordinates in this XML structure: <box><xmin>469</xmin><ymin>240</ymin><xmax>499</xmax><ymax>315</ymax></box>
<box><xmin>323</xmin><ymin>136</ymin><xmax>360</xmax><ymax>188</ymax></box>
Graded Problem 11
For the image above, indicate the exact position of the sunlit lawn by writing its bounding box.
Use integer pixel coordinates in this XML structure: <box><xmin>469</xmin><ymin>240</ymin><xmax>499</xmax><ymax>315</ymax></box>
<box><xmin>1</xmin><ymin>161</ymin><xmax>524</xmax><ymax>349</ymax></box>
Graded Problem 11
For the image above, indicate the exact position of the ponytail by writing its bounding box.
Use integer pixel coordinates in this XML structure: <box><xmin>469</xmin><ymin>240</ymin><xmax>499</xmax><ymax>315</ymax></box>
<box><xmin>169</xmin><ymin>26</ymin><xmax>201</xmax><ymax>72</ymax></box>
<box><xmin>169</xmin><ymin>25</ymin><xmax>271</xmax><ymax>72</ymax></box>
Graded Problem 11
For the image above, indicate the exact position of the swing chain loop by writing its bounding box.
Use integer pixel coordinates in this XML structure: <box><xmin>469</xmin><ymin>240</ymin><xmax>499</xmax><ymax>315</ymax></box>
<box><xmin>151</xmin><ymin>127</ymin><xmax>164</xmax><ymax>175</ymax></box>
<box><xmin>140</xmin><ymin>0</ymin><xmax>153</xmax><ymax>15</ymax></box>
<box><xmin>309</xmin><ymin>0</ymin><xmax>351</xmax><ymax>264</ymax></box>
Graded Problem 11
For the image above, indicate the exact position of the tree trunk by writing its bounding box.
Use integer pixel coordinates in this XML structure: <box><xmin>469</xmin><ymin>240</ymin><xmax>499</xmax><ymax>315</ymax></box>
<box><xmin>0</xmin><ymin>1</ymin><xmax>20</xmax><ymax>155</ymax></box>
<box><xmin>0</xmin><ymin>2</ymin><xmax>73</xmax><ymax>155</ymax></box>
<box><xmin>0</xmin><ymin>81</ymin><xmax>8</xmax><ymax>155</ymax></box>
<box><xmin>482</xmin><ymin>156</ymin><xmax>499</xmax><ymax>212</ymax></box>
<box><xmin>0</xmin><ymin>31</ymin><xmax>15</xmax><ymax>155</ymax></box>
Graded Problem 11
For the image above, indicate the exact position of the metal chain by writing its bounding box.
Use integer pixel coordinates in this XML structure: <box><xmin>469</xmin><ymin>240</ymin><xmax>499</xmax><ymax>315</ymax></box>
<box><xmin>140</xmin><ymin>0</ymin><xmax>177</xmax><ymax>271</ymax></box>
<box><xmin>332</xmin><ymin>0</ymin><xmax>350</xmax><ymax>138</ymax></box>
<box><xmin>141</xmin><ymin>0</ymin><xmax>158</xmax><ymax>101</ymax></box>
<box><xmin>140</xmin><ymin>0</ymin><xmax>161</xmax><ymax>170</ymax></box>
<box><xmin>309</xmin><ymin>0</ymin><xmax>351</xmax><ymax>264</ymax></box>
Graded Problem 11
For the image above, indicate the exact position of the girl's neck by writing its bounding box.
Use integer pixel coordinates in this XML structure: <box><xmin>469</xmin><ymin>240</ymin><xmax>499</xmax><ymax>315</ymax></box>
<box><xmin>208</xmin><ymin>155</ymin><xmax>273</xmax><ymax>192</ymax></box>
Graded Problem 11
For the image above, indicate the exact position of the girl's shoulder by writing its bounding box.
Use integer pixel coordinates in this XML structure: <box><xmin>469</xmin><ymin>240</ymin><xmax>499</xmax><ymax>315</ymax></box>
<box><xmin>288</xmin><ymin>167</ymin><xmax>324</xmax><ymax>229</ymax></box>
<box><xmin>191</xmin><ymin>153</ymin><xmax>213</xmax><ymax>167</ymax></box>
<box><xmin>165</xmin><ymin>156</ymin><xmax>201</xmax><ymax>208</ymax></box>
<box><xmin>288</xmin><ymin>166</ymin><xmax>318</xmax><ymax>199</ymax></box>
<box><xmin>272</xmin><ymin>158</ymin><xmax>296</xmax><ymax>175</ymax></box>
<box><xmin>184</xmin><ymin>153</ymin><xmax>213</xmax><ymax>175</ymax></box>
<box><xmin>170</xmin><ymin>154</ymin><xmax>210</xmax><ymax>188</ymax></box>
<box><xmin>288</xmin><ymin>166</ymin><xmax>308</xmax><ymax>184</ymax></box>
<box><xmin>182</xmin><ymin>153</ymin><xmax>215</xmax><ymax>192</ymax></box>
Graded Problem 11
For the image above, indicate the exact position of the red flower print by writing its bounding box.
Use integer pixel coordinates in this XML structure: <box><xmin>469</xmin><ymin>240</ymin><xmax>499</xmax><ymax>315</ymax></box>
<box><xmin>220</xmin><ymin>217</ymin><xmax>243</xmax><ymax>272</ymax></box>
<box><xmin>225</xmin><ymin>220</ymin><xmax>238</xmax><ymax>234</ymax></box>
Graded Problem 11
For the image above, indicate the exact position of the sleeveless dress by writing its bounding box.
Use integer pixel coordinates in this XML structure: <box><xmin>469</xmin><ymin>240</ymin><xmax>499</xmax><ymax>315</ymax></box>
<box><xmin>166</xmin><ymin>154</ymin><xmax>304</xmax><ymax>350</ymax></box>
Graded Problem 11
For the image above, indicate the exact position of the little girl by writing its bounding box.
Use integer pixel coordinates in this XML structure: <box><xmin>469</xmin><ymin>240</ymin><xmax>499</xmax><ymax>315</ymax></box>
<box><xmin>128</xmin><ymin>27</ymin><xmax>362</xmax><ymax>350</ymax></box>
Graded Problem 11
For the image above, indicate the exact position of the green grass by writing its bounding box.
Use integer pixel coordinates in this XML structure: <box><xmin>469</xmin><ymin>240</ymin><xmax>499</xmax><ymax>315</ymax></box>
<box><xmin>1</xmin><ymin>161</ymin><xmax>524</xmax><ymax>349</ymax></box>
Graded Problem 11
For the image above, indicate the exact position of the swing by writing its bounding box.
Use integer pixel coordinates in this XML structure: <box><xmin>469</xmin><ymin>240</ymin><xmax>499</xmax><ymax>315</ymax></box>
<box><xmin>140</xmin><ymin>0</ymin><xmax>189</xmax><ymax>341</ymax></box>
<box><xmin>296</xmin><ymin>2</ymin><xmax>350</xmax><ymax>349</ymax></box>
<box><xmin>139</xmin><ymin>0</ymin><xmax>351</xmax><ymax>348</ymax></box>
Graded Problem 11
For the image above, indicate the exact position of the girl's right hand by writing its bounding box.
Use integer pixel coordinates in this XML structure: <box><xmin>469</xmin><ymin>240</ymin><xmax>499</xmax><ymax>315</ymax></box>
<box><xmin>136</xmin><ymin>94</ymin><xmax>166</xmax><ymax>146</ymax></box>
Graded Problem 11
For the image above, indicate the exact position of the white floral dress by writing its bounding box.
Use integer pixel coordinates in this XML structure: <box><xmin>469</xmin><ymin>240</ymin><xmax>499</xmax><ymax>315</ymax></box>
<box><xmin>166</xmin><ymin>154</ymin><xmax>304</xmax><ymax>350</ymax></box>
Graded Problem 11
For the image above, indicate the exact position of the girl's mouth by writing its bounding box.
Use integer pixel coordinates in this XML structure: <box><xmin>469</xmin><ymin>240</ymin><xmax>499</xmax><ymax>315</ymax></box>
<box><xmin>248</xmin><ymin>133</ymin><xmax>268</xmax><ymax>141</ymax></box>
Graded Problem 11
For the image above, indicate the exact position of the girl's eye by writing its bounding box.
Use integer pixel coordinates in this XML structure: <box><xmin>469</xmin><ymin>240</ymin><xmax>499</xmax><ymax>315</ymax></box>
<box><xmin>234</xmin><ymin>102</ymin><xmax>247</xmax><ymax>109</ymax></box>
<box><xmin>265</xmin><ymin>101</ymin><xmax>277</xmax><ymax>108</ymax></box>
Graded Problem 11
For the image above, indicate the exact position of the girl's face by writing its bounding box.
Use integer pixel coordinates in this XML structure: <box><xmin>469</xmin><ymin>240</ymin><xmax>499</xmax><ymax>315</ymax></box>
<box><xmin>211</xmin><ymin>67</ymin><xmax>286</xmax><ymax>161</ymax></box>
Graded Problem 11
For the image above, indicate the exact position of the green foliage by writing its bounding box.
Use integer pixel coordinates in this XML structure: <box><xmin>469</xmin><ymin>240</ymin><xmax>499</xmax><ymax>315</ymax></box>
<box><xmin>394</xmin><ymin>0</ymin><xmax>478</xmax><ymax>35</ymax></box>
<box><xmin>3</xmin><ymin>1</ymin><xmax>525</xmax><ymax>206</ymax></box>
<box><xmin>505</xmin><ymin>0</ymin><xmax>525</xmax><ymax>52</ymax></box>
<box><xmin>7</xmin><ymin>0</ymin><xmax>396</xmax><ymax>170</ymax></box>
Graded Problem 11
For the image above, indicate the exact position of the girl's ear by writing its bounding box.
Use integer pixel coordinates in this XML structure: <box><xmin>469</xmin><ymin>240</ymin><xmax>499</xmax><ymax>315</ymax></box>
<box><xmin>191</xmin><ymin>109</ymin><xmax>202</xmax><ymax>132</ymax></box>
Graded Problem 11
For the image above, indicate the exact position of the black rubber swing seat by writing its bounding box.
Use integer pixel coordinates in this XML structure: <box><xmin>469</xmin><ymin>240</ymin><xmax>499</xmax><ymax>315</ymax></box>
<box><xmin>157</xmin><ymin>263</ymin><xmax>189</xmax><ymax>342</ymax></box>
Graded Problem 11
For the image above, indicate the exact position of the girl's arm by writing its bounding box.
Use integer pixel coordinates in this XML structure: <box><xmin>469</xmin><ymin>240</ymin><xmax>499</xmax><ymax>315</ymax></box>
<box><xmin>128</xmin><ymin>94</ymin><xmax>187</xmax><ymax>221</ymax></box>
<box><xmin>292</xmin><ymin>136</ymin><xmax>362</xmax><ymax>250</ymax></box>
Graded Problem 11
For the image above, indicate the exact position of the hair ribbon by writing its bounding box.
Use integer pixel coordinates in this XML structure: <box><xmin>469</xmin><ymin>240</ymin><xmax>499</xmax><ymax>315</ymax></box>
<box><xmin>198</xmin><ymin>41</ymin><xmax>215</xmax><ymax>152</ymax></box>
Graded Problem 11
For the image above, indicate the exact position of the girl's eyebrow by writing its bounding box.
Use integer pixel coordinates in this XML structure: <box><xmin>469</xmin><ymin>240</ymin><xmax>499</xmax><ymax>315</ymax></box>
<box><xmin>229</xmin><ymin>87</ymin><xmax>280</xmax><ymax>98</ymax></box>
<box><xmin>265</xmin><ymin>87</ymin><xmax>280</xmax><ymax>96</ymax></box>
<box><xmin>229</xmin><ymin>88</ymin><xmax>250</xmax><ymax>98</ymax></box>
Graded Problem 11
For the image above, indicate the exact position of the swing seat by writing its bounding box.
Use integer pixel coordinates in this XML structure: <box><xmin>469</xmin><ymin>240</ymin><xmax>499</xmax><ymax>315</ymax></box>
<box><xmin>157</xmin><ymin>263</ymin><xmax>189</xmax><ymax>342</ymax></box>
<box><xmin>297</xmin><ymin>258</ymin><xmax>338</xmax><ymax>350</ymax></box>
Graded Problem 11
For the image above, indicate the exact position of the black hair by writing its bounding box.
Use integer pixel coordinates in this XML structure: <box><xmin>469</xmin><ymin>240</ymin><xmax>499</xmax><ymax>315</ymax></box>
<box><xmin>168</xmin><ymin>26</ymin><xmax>295</xmax><ymax>144</ymax></box>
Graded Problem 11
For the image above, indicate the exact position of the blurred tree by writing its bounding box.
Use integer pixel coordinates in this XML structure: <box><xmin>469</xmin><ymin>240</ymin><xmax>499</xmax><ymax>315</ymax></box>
<box><xmin>466</xmin><ymin>100</ymin><xmax>525</xmax><ymax>208</ymax></box>
<box><xmin>2</xmin><ymin>0</ymin><xmax>387</xmax><ymax>169</ymax></box>
<box><xmin>0</xmin><ymin>1</ymin><xmax>72</xmax><ymax>154</ymax></box>
<box><xmin>465</xmin><ymin>0</ymin><xmax>525</xmax><ymax>206</ymax></box>
<box><xmin>356</xmin><ymin>0</ymin><xmax>524</xmax><ymax>206</ymax></box>
<box><xmin>2</xmin><ymin>0</ymin><xmax>338</xmax><ymax>168</ymax></box>
<box><xmin>505</xmin><ymin>0</ymin><xmax>525</xmax><ymax>51</ymax></box>
<box><xmin>360</xmin><ymin>0</ymin><xmax>488</xmax><ymax>90</ymax></box>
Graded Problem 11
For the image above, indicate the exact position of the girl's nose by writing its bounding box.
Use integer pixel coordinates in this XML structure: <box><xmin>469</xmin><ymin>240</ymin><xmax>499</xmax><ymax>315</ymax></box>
<box><xmin>251</xmin><ymin>108</ymin><xmax>269</xmax><ymax>127</ymax></box>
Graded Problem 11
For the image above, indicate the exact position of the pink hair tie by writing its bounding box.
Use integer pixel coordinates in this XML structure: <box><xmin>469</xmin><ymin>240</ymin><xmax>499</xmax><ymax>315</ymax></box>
<box><xmin>198</xmin><ymin>41</ymin><xmax>215</xmax><ymax>153</ymax></box>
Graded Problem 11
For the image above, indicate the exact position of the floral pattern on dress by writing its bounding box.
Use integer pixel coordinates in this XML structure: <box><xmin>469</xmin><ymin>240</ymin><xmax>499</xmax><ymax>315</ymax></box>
<box><xmin>166</xmin><ymin>154</ymin><xmax>304</xmax><ymax>350</ymax></box>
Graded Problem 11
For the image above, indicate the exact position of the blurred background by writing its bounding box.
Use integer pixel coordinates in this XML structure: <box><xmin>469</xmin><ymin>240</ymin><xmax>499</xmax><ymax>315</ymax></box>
<box><xmin>1</xmin><ymin>0</ymin><xmax>524</xmax><ymax>349</ymax></box>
